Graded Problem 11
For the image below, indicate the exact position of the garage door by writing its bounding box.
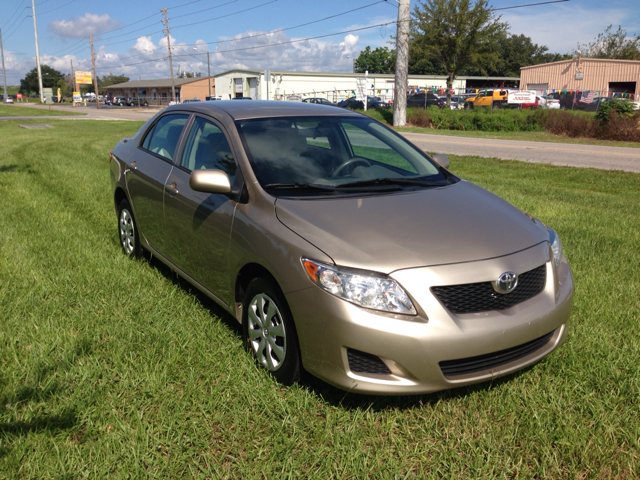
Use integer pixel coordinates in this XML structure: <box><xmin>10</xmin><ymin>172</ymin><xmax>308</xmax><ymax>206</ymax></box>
<box><xmin>527</xmin><ymin>83</ymin><xmax>548</xmax><ymax>95</ymax></box>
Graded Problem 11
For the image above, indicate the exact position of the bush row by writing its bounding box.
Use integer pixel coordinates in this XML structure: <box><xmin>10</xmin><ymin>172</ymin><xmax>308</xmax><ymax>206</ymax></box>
<box><xmin>366</xmin><ymin>106</ymin><xmax>640</xmax><ymax>142</ymax></box>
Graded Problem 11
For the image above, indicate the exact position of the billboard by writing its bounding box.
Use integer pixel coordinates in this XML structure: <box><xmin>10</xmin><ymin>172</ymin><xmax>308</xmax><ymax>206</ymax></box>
<box><xmin>75</xmin><ymin>71</ymin><xmax>93</xmax><ymax>84</ymax></box>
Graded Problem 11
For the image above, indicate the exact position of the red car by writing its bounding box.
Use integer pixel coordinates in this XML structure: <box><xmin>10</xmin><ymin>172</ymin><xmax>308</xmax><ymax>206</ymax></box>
<box><xmin>520</xmin><ymin>97</ymin><xmax>539</xmax><ymax>109</ymax></box>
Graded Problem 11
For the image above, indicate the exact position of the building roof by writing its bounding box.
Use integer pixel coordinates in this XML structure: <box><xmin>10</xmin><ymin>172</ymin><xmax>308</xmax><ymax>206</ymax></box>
<box><xmin>104</xmin><ymin>78</ymin><xmax>204</xmax><ymax>89</ymax></box>
<box><xmin>212</xmin><ymin>69</ymin><xmax>519</xmax><ymax>81</ymax></box>
<box><xmin>521</xmin><ymin>57</ymin><xmax>640</xmax><ymax>70</ymax></box>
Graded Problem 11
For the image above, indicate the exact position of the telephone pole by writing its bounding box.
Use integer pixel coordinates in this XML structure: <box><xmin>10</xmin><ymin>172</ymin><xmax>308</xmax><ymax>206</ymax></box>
<box><xmin>207</xmin><ymin>50</ymin><xmax>211</xmax><ymax>99</ymax></box>
<box><xmin>0</xmin><ymin>29</ymin><xmax>8</xmax><ymax>103</ymax></box>
<box><xmin>90</xmin><ymin>36</ymin><xmax>99</xmax><ymax>109</ymax></box>
<box><xmin>161</xmin><ymin>7</ymin><xmax>176</xmax><ymax>102</ymax></box>
<box><xmin>393</xmin><ymin>0</ymin><xmax>410</xmax><ymax>127</ymax></box>
<box><xmin>30</xmin><ymin>0</ymin><xmax>44</xmax><ymax>103</ymax></box>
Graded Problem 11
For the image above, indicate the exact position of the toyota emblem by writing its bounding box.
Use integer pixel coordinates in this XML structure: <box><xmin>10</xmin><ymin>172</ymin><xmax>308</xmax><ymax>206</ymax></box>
<box><xmin>494</xmin><ymin>272</ymin><xmax>518</xmax><ymax>294</ymax></box>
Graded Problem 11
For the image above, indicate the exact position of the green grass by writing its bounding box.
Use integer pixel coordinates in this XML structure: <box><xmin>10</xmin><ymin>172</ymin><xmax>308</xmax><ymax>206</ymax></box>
<box><xmin>396</xmin><ymin>127</ymin><xmax>640</xmax><ymax>148</ymax></box>
<box><xmin>0</xmin><ymin>119</ymin><xmax>639</xmax><ymax>478</ymax></box>
<box><xmin>0</xmin><ymin>105</ymin><xmax>84</xmax><ymax>117</ymax></box>
<box><xmin>364</xmin><ymin>107</ymin><xmax>640</xmax><ymax>148</ymax></box>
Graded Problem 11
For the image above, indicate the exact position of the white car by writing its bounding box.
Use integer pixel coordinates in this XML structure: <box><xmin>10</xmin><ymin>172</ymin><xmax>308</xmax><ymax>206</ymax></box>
<box><xmin>4</xmin><ymin>96</ymin><xmax>14</xmax><ymax>104</ymax></box>
<box><xmin>541</xmin><ymin>96</ymin><xmax>560</xmax><ymax>109</ymax></box>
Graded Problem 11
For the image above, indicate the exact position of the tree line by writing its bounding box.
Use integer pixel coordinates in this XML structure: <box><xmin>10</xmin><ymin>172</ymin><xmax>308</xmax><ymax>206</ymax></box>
<box><xmin>355</xmin><ymin>0</ymin><xmax>640</xmax><ymax>82</ymax></box>
<box><xmin>19</xmin><ymin>69</ymin><xmax>129</xmax><ymax>97</ymax></box>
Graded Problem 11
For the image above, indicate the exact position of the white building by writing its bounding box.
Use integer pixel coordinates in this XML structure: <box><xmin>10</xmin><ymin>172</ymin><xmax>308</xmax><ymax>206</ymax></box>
<box><xmin>213</xmin><ymin>69</ymin><xmax>519</xmax><ymax>102</ymax></box>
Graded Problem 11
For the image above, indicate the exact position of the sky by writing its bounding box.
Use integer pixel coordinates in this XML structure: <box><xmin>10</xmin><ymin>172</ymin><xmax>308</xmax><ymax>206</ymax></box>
<box><xmin>1</xmin><ymin>0</ymin><xmax>639</xmax><ymax>85</ymax></box>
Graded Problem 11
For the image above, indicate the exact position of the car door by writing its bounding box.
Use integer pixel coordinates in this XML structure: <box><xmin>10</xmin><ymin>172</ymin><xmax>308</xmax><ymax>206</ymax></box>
<box><xmin>162</xmin><ymin>115</ymin><xmax>240</xmax><ymax>302</ymax></box>
<box><xmin>126</xmin><ymin>113</ymin><xmax>189</xmax><ymax>252</ymax></box>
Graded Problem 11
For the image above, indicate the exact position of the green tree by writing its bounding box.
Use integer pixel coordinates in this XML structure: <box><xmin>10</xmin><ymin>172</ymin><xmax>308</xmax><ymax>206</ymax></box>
<box><xmin>411</xmin><ymin>0</ymin><xmax>506</xmax><ymax>105</ymax></box>
<box><xmin>99</xmin><ymin>73</ymin><xmax>129</xmax><ymax>87</ymax></box>
<box><xmin>581</xmin><ymin>25</ymin><xmax>640</xmax><ymax>60</ymax></box>
<box><xmin>19</xmin><ymin>65</ymin><xmax>65</xmax><ymax>95</ymax></box>
<box><xmin>354</xmin><ymin>46</ymin><xmax>396</xmax><ymax>74</ymax></box>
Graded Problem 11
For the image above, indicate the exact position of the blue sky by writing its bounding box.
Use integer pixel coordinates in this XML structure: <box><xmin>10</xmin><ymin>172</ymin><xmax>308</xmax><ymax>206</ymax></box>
<box><xmin>1</xmin><ymin>0</ymin><xmax>639</xmax><ymax>84</ymax></box>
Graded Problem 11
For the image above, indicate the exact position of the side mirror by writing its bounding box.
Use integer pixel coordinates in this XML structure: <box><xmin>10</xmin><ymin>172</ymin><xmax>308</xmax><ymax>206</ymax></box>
<box><xmin>431</xmin><ymin>153</ymin><xmax>450</xmax><ymax>169</ymax></box>
<box><xmin>189</xmin><ymin>169</ymin><xmax>231</xmax><ymax>194</ymax></box>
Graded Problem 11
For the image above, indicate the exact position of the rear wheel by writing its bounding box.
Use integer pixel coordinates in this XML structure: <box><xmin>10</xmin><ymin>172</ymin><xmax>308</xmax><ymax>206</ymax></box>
<box><xmin>117</xmin><ymin>199</ymin><xmax>141</xmax><ymax>258</ymax></box>
<box><xmin>492</xmin><ymin>102</ymin><xmax>501</xmax><ymax>110</ymax></box>
<box><xmin>243</xmin><ymin>277</ymin><xmax>301</xmax><ymax>385</ymax></box>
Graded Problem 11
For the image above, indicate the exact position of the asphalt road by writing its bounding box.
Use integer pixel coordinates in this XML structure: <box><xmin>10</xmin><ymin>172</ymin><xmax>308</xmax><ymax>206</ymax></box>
<box><xmin>3</xmin><ymin>103</ymin><xmax>640</xmax><ymax>173</ymax></box>
<box><xmin>401</xmin><ymin>132</ymin><xmax>640</xmax><ymax>173</ymax></box>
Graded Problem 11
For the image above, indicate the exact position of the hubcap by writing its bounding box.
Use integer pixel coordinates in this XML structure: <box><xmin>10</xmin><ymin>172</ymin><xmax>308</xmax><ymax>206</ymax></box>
<box><xmin>247</xmin><ymin>293</ymin><xmax>287</xmax><ymax>371</ymax></box>
<box><xmin>119</xmin><ymin>209</ymin><xmax>135</xmax><ymax>255</ymax></box>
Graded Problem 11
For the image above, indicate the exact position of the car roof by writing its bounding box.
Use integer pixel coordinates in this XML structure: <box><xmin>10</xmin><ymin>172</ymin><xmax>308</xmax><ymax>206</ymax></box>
<box><xmin>164</xmin><ymin>100</ymin><xmax>358</xmax><ymax>120</ymax></box>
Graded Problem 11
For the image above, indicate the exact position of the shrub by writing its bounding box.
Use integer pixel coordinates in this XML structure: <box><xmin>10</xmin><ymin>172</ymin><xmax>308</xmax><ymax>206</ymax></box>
<box><xmin>595</xmin><ymin>98</ymin><xmax>636</xmax><ymax>123</ymax></box>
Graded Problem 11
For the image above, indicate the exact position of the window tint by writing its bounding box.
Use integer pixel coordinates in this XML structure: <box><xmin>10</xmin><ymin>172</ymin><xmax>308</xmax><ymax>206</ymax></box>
<box><xmin>181</xmin><ymin>117</ymin><xmax>237</xmax><ymax>183</ymax></box>
<box><xmin>145</xmin><ymin>114</ymin><xmax>189</xmax><ymax>161</ymax></box>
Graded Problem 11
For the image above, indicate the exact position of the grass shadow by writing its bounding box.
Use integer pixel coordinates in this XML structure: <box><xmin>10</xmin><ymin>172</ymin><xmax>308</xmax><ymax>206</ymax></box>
<box><xmin>0</xmin><ymin>163</ymin><xmax>36</xmax><ymax>174</ymax></box>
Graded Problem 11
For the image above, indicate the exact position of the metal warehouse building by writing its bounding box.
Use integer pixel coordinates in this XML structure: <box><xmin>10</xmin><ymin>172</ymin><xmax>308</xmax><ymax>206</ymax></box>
<box><xmin>213</xmin><ymin>69</ymin><xmax>519</xmax><ymax>102</ymax></box>
<box><xmin>520</xmin><ymin>58</ymin><xmax>640</xmax><ymax>97</ymax></box>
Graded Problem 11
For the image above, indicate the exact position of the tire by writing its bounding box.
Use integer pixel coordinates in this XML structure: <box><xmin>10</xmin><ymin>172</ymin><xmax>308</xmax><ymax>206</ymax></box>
<box><xmin>492</xmin><ymin>102</ymin><xmax>500</xmax><ymax>110</ymax></box>
<box><xmin>243</xmin><ymin>277</ymin><xmax>301</xmax><ymax>385</ymax></box>
<box><xmin>117</xmin><ymin>199</ymin><xmax>142</xmax><ymax>258</ymax></box>
<box><xmin>560</xmin><ymin>105</ymin><xmax>567</xmax><ymax>111</ymax></box>
<box><xmin>468</xmin><ymin>102</ymin><xmax>474</xmax><ymax>109</ymax></box>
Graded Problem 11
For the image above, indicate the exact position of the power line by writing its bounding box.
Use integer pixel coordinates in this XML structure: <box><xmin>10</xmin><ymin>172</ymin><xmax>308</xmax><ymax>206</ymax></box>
<box><xmin>492</xmin><ymin>0</ymin><xmax>569</xmax><ymax>11</ymax></box>
<box><xmin>39</xmin><ymin>0</ymin><xmax>76</xmax><ymax>16</ymax></box>
<box><xmin>1</xmin><ymin>0</ymin><xmax>28</xmax><ymax>33</ymax></box>
<box><xmin>94</xmin><ymin>21</ymin><xmax>396</xmax><ymax>72</ymax></box>
<box><xmin>94</xmin><ymin>1</ymin><xmax>386</xmax><ymax>64</ymax></box>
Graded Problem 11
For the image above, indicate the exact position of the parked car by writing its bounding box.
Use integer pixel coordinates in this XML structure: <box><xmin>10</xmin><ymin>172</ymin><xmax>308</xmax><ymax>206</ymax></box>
<box><xmin>4</xmin><ymin>96</ymin><xmax>14</xmax><ymax>104</ymax></box>
<box><xmin>110</xmin><ymin>101</ymin><xmax>574</xmax><ymax>395</ymax></box>
<box><xmin>407</xmin><ymin>92</ymin><xmax>444</xmax><ymax>109</ymax></box>
<box><xmin>113</xmin><ymin>97</ymin><xmax>127</xmax><ymax>106</ymax></box>
<box><xmin>231</xmin><ymin>97</ymin><xmax>253</xmax><ymax>100</ymax></box>
<box><xmin>302</xmin><ymin>97</ymin><xmax>338</xmax><ymax>107</ymax></box>
<box><xmin>183</xmin><ymin>97</ymin><xmax>201</xmax><ymax>103</ymax></box>
<box><xmin>52</xmin><ymin>96</ymin><xmax>66</xmax><ymax>103</ymax></box>
<box><xmin>338</xmin><ymin>96</ymin><xmax>390</xmax><ymax>110</ymax></box>
<box><xmin>541</xmin><ymin>96</ymin><xmax>560</xmax><ymax>109</ymax></box>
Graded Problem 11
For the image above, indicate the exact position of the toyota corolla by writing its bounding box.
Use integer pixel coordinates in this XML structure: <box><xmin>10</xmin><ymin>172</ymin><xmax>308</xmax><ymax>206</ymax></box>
<box><xmin>110</xmin><ymin>101</ymin><xmax>573</xmax><ymax>395</ymax></box>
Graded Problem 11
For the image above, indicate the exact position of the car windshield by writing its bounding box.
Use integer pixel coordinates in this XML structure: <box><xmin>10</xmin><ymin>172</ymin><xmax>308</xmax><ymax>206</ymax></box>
<box><xmin>236</xmin><ymin>115</ymin><xmax>454</xmax><ymax>196</ymax></box>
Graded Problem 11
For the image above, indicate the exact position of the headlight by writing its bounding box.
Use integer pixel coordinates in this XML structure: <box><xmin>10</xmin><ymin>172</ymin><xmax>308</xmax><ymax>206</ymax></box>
<box><xmin>301</xmin><ymin>258</ymin><xmax>417</xmax><ymax>315</ymax></box>
<box><xmin>546</xmin><ymin>226</ymin><xmax>563</xmax><ymax>268</ymax></box>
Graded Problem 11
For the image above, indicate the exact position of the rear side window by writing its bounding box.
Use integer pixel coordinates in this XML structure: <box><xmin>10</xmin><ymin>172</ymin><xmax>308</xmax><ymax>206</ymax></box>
<box><xmin>142</xmin><ymin>114</ymin><xmax>189</xmax><ymax>161</ymax></box>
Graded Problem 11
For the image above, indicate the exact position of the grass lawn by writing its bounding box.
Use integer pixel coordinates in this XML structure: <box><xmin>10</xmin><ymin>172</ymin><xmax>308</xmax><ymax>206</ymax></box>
<box><xmin>0</xmin><ymin>119</ymin><xmax>638</xmax><ymax>478</ymax></box>
<box><xmin>0</xmin><ymin>105</ymin><xmax>84</xmax><ymax>117</ymax></box>
<box><xmin>395</xmin><ymin>127</ymin><xmax>640</xmax><ymax>149</ymax></box>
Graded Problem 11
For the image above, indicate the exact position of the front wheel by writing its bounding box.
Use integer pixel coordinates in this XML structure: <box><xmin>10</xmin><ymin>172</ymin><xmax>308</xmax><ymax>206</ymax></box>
<box><xmin>117</xmin><ymin>199</ymin><xmax>141</xmax><ymax>257</ymax></box>
<box><xmin>492</xmin><ymin>102</ymin><xmax>501</xmax><ymax>110</ymax></box>
<box><xmin>243</xmin><ymin>277</ymin><xmax>301</xmax><ymax>385</ymax></box>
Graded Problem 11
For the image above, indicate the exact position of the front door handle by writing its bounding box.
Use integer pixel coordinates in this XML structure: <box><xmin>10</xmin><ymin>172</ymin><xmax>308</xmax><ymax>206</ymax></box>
<box><xmin>166</xmin><ymin>182</ymin><xmax>179</xmax><ymax>196</ymax></box>
<box><xmin>124</xmin><ymin>160</ymin><xmax>136</xmax><ymax>174</ymax></box>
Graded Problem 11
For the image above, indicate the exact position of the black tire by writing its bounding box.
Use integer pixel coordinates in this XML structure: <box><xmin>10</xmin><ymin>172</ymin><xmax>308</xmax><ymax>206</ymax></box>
<box><xmin>492</xmin><ymin>102</ymin><xmax>500</xmax><ymax>110</ymax></box>
<box><xmin>242</xmin><ymin>277</ymin><xmax>301</xmax><ymax>385</ymax></box>
<box><xmin>468</xmin><ymin>102</ymin><xmax>474</xmax><ymax>109</ymax></box>
<box><xmin>117</xmin><ymin>199</ymin><xmax>142</xmax><ymax>258</ymax></box>
<box><xmin>560</xmin><ymin>105</ymin><xmax>567</xmax><ymax>110</ymax></box>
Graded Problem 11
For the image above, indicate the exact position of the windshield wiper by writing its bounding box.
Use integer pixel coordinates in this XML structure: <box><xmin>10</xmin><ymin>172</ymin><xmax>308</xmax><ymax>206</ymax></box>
<box><xmin>263</xmin><ymin>182</ymin><xmax>403</xmax><ymax>192</ymax></box>
<box><xmin>336</xmin><ymin>177</ymin><xmax>450</xmax><ymax>188</ymax></box>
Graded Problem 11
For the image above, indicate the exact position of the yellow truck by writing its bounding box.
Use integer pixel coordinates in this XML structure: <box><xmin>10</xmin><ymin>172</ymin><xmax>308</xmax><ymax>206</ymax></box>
<box><xmin>465</xmin><ymin>89</ymin><xmax>509</xmax><ymax>109</ymax></box>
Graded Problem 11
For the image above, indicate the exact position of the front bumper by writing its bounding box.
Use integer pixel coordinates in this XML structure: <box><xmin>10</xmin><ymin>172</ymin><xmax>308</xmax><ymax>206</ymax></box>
<box><xmin>286</xmin><ymin>242</ymin><xmax>574</xmax><ymax>395</ymax></box>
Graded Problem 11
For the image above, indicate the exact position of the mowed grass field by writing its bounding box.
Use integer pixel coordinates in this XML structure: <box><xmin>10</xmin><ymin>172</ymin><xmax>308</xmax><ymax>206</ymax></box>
<box><xmin>0</xmin><ymin>119</ymin><xmax>638</xmax><ymax>478</ymax></box>
<box><xmin>0</xmin><ymin>105</ymin><xmax>84</xmax><ymax>117</ymax></box>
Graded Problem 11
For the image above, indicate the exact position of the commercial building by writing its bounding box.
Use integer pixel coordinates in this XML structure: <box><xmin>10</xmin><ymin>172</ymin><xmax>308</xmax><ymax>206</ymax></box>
<box><xmin>520</xmin><ymin>58</ymin><xmax>640</xmax><ymax>97</ymax></box>
<box><xmin>104</xmin><ymin>76</ymin><xmax>216</xmax><ymax>104</ymax></box>
<box><xmin>213</xmin><ymin>69</ymin><xmax>519</xmax><ymax>102</ymax></box>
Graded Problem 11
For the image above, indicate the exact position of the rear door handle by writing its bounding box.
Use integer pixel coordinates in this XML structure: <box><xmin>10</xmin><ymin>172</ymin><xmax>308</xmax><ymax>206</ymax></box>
<box><xmin>165</xmin><ymin>182</ymin><xmax>179</xmax><ymax>196</ymax></box>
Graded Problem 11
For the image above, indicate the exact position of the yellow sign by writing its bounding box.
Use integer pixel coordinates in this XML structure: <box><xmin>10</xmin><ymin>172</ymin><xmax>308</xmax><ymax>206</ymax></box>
<box><xmin>75</xmin><ymin>71</ymin><xmax>92</xmax><ymax>84</ymax></box>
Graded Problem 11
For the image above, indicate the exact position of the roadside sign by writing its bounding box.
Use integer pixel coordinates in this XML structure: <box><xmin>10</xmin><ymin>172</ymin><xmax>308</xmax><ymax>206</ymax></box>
<box><xmin>16</xmin><ymin>93</ymin><xmax>22</xmax><ymax>99</ymax></box>
<box><xmin>73</xmin><ymin>92</ymin><xmax>82</xmax><ymax>102</ymax></box>
<box><xmin>507</xmin><ymin>90</ymin><xmax>536</xmax><ymax>104</ymax></box>
<box><xmin>75</xmin><ymin>71</ymin><xmax>92</xmax><ymax>84</ymax></box>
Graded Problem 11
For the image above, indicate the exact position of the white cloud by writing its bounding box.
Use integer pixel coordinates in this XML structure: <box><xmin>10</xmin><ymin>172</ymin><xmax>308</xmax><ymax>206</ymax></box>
<box><xmin>501</xmin><ymin>6</ymin><xmax>638</xmax><ymax>54</ymax></box>
<box><xmin>49</xmin><ymin>14</ymin><xmax>121</xmax><ymax>39</ymax></box>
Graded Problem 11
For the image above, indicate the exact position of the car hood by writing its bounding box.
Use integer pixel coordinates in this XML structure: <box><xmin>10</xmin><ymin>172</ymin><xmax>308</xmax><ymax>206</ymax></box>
<box><xmin>274</xmin><ymin>181</ymin><xmax>549</xmax><ymax>273</ymax></box>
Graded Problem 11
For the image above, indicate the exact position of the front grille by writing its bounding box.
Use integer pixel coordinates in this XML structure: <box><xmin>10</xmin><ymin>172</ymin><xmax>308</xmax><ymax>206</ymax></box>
<box><xmin>431</xmin><ymin>264</ymin><xmax>546</xmax><ymax>314</ymax></box>
<box><xmin>439</xmin><ymin>330</ymin><xmax>555</xmax><ymax>378</ymax></box>
<box><xmin>347</xmin><ymin>348</ymin><xmax>392</xmax><ymax>375</ymax></box>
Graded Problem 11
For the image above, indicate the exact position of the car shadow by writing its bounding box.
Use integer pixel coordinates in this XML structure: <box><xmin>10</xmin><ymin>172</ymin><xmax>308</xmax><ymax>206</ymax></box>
<box><xmin>298</xmin><ymin>362</ymin><xmax>539</xmax><ymax>411</ymax></box>
<box><xmin>144</xmin><ymin>252</ymin><xmax>243</xmax><ymax>339</ymax></box>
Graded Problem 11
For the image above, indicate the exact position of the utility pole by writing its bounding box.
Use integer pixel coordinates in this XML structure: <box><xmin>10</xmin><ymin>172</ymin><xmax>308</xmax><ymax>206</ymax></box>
<box><xmin>90</xmin><ymin>35</ymin><xmax>99</xmax><ymax>109</ymax></box>
<box><xmin>393</xmin><ymin>0</ymin><xmax>410</xmax><ymax>127</ymax></box>
<box><xmin>0</xmin><ymin>29</ymin><xmax>8</xmax><ymax>103</ymax></box>
<box><xmin>161</xmin><ymin>7</ymin><xmax>176</xmax><ymax>102</ymax></box>
<box><xmin>30</xmin><ymin>0</ymin><xmax>44</xmax><ymax>103</ymax></box>
<box><xmin>207</xmin><ymin>51</ymin><xmax>211</xmax><ymax>99</ymax></box>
